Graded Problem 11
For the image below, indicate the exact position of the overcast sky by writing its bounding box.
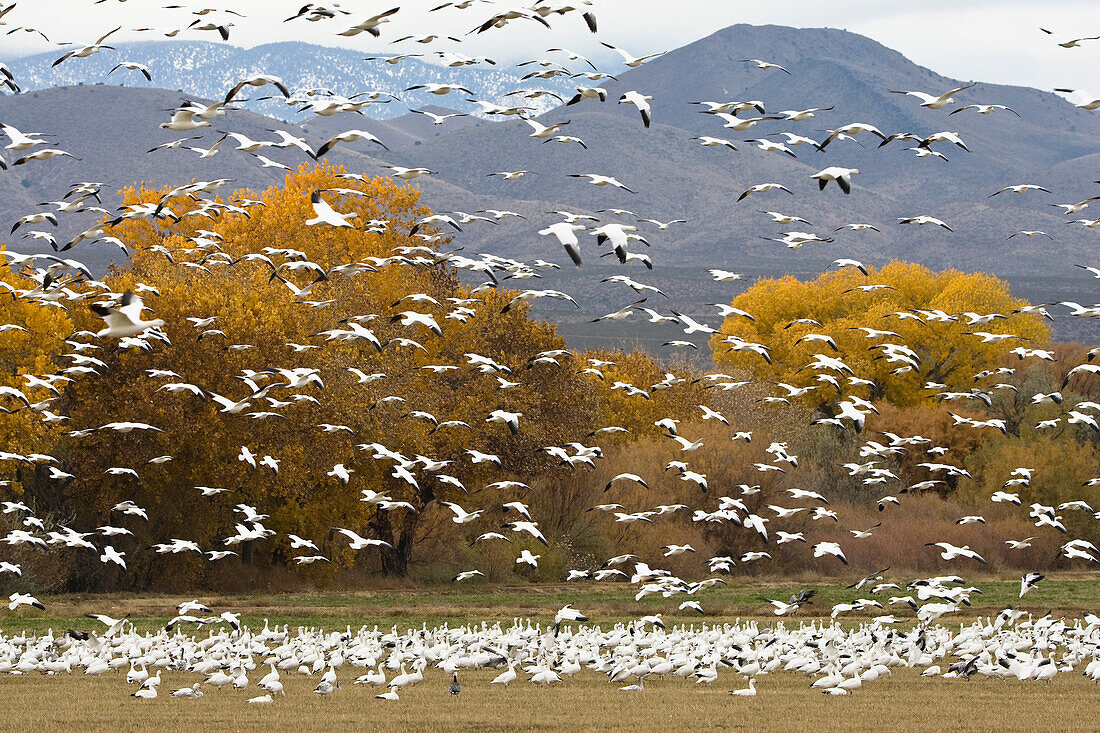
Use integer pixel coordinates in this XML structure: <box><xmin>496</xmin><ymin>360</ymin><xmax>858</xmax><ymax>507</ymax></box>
<box><xmin>5</xmin><ymin>1</ymin><xmax>1099</xmax><ymax>91</ymax></box>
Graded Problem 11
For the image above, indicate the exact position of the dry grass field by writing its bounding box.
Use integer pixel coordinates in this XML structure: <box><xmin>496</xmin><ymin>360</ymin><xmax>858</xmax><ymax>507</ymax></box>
<box><xmin>0</xmin><ymin>579</ymin><xmax>1097</xmax><ymax>732</ymax></box>
<box><xmin>0</xmin><ymin>665</ymin><xmax>1096</xmax><ymax>732</ymax></box>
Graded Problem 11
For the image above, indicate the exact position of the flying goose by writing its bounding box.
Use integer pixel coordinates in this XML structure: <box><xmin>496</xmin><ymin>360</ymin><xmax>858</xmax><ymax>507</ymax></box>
<box><xmin>53</xmin><ymin>26</ymin><xmax>121</xmax><ymax>66</ymax></box>
<box><xmin>600</xmin><ymin>42</ymin><xmax>665</xmax><ymax>67</ymax></box>
<box><xmin>890</xmin><ymin>83</ymin><xmax>975</xmax><ymax>108</ymax></box>
<box><xmin>618</xmin><ymin>91</ymin><xmax>653</xmax><ymax>127</ymax></box>
<box><xmin>568</xmin><ymin>173</ymin><xmax>635</xmax><ymax>193</ymax></box>
<box><xmin>307</xmin><ymin>191</ymin><xmax>358</xmax><ymax>228</ymax></box>
<box><xmin>737</xmin><ymin>183</ymin><xmax>793</xmax><ymax>201</ymax></box>
<box><xmin>812</xmin><ymin>167</ymin><xmax>861</xmax><ymax>194</ymax></box>
<box><xmin>89</xmin><ymin>292</ymin><xmax>165</xmax><ymax>339</ymax></box>
<box><xmin>743</xmin><ymin>58</ymin><xmax>790</xmax><ymax>74</ymax></box>
<box><xmin>337</xmin><ymin>7</ymin><xmax>399</xmax><ymax>36</ymax></box>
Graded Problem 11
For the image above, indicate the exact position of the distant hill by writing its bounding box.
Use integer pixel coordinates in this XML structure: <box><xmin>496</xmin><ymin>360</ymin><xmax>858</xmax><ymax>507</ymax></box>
<box><xmin>380</xmin><ymin>24</ymin><xmax>1100</xmax><ymax>276</ymax></box>
<box><xmin>7</xmin><ymin>41</ymin><xmax>575</xmax><ymax>121</ymax></box>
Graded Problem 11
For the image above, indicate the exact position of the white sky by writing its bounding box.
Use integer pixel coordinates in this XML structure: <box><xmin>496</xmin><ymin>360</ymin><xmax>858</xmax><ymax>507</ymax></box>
<box><xmin>3</xmin><ymin>0</ymin><xmax>1099</xmax><ymax>91</ymax></box>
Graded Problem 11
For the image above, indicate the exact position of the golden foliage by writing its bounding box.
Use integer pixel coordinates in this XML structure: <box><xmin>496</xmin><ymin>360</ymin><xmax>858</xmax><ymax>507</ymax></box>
<box><xmin>709</xmin><ymin>261</ymin><xmax>1051</xmax><ymax>407</ymax></box>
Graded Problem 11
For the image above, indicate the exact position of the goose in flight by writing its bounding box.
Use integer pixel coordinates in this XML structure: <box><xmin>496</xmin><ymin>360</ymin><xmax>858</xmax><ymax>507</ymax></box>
<box><xmin>743</xmin><ymin>58</ymin><xmax>790</xmax><ymax>74</ymax></box>
<box><xmin>950</xmin><ymin>103</ymin><xmax>1019</xmax><ymax>116</ymax></box>
<box><xmin>12</xmin><ymin>148</ymin><xmax>77</xmax><ymax>166</ymax></box>
<box><xmin>812</xmin><ymin>167</ymin><xmax>861</xmax><ymax>194</ymax></box>
<box><xmin>89</xmin><ymin>292</ymin><xmax>165</xmax><ymax>339</ymax></box>
<box><xmin>926</xmin><ymin>542</ymin><xmax>986</xmax><ymax>563</ymax></box>
<box><xmin>487</xmin><ymin>409</ymin><xmax>522</xmax><ymax>434</ymax></box>
<box><xmin>738</xmin><ymin>183</ymin><xmax>793</xmax><ymax>201</ymax></box>
<box><xmin>618</xmin><ymin>91</ymin><xmax>653</xmax><ymax>128</ymax></box>
<box><xmin>315</xmin><ymin>130</ymin><xmax>389</xmax><ymax>157</ymax></box>
<box><xmin>1</xmin><ymin>123</ymin><xmax>51</xmax><ymax>151</ymax></box>
<box><xmin>440</xmin><ymin>502</ymin><xmax>483</xmax><ymax>524</ymax></box>
<box><xmin>897</xmin><ymin>215</ymin><xmax>953</xmax><ymax>231</ymax></box>
<box><xmin>383</xmin><ymin>166</ymin><xmax>436</xmax><ymax>180</ymax></box>
<box><xmin>224</xmin><ymin>74</ymin><xmax>290</xmax><ymax>103</ymax></box>
<box><xmin>524</xmin><ymin>118</ymin><xmax>570</xmax><ymax>138</ymax></box>
<box><xmin>109</xmin><ymin>61</ymin><xmax>152</xmax><ymax>82</ymax></box>
<box><xmin>692</xmin><ymin>136</ymin><xmax>738</xmax><ymax>150</ymax></box>
<box><xmin>338</xmin><ymin>7</ymin><xmax>400</xmax><ymax>37</ymax></box>
<box><xmin>567</xmin><ymin>86</ymin><xmax>607</xmax><ymax>105</ymax></box>
<box><xmin>743</xmin><ymin>138</ymin><xmax>797</xmax><ymax>157</ymax></box>
<box><xmin>989</xmin><ymin>184</ymin><xmax>1051</xmax><ymax>197</ymax></box>
<box><xmin>1020</xmin><ymin>572</ymin><xmax>1044</xmax><ymax>597</ymax></box>
<box><xmin>890</xmin><ymin>83</ymin><xmax>975</xmax><ymax>109</ymax></box>
<box><xmin>334</xmin><ymin>528</ymin><xmax>392</xmax><ymax>550</ymax></box>
<box><xmin>539</xmin><ymin>222</ymin><xmax>586</xmax><ymax>266</ymax></box>
<box><xmin>821</xmin><ymin>123</ymin><xmax>886</xmax><ymax>148</ymax></box>
<box><xmin>813</xmin><ymin>542</ymin><xmax>848</xmax><ymax>564</ymax></box>
<box><xmin>1054</xmin><ymin>88</ymin><xmax>1100</xmax><ymax>110</ymax></box>
<box><xmin>452</xmin><ymin>570</ymin><xmax>485</xmax><ymax>582</ymax></box>
<box><xmin>568</xmin><ymin>173</ymin><xmax>635</xmax><ymax>193</ymax></box>
<box><xmin>600</xmin><ymin>42</ymin><xmax>665</xmax><ymax>67</ymax></box>
<box><xmin>1051</xmin><ymin>196</ymin><xmax>1100</xmax><ymax>214</ymax></box>
<box><xmin>307</xmin><ymin>191</ymin><xmax>357</xmax><ymax>228</ymax></box>
<box><xmin>1039</xmin><ymin>28</ymin><xmax>1100</xmax><ymax>47</ymax></box>
<box><xmin>7</xmin><ymin>592</ymin><xmax>44</xmax><ymax>610</ymax></box>
<box><xmin>53</xmin><ymin>26</ymin><xmax>121</xmax><ymax>66</ymax></box>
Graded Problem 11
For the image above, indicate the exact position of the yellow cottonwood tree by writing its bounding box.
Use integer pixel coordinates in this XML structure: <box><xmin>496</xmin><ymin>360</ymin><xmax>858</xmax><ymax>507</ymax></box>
<box><xmin>709</xmin><ymin>261</ymin><xmax>1051</xmax><ymax>408</ymax></box>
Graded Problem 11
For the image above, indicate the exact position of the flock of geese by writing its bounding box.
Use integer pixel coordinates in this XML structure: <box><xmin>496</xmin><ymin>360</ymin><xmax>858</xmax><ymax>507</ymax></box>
<box><xmin>0</xmin><ymin>0</ymin><xmax>1098</xmax><ymax>704</ymax></box>
<box><xmin>1</xmin><ymin>607</ymin><xmax>1099</xmax><ymax>701</ymax></box>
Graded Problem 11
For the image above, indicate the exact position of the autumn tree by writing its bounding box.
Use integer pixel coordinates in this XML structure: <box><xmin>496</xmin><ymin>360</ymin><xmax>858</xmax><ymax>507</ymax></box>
<box><xmin>709</xmin><ymin>261</ymin><xmax>1051</xmax><ymax>409</ymax></box>
<box><xmin>6</xmin><ymin>164</ymin><xmax>701</xmax><ymax>589</ymax></box>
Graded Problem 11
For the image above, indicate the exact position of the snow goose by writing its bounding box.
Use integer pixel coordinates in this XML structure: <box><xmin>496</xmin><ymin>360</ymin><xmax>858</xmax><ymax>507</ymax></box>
<box><xmin>1053</xmin><ymin>88</ymin><xmax>1100</xmax><ymax>110</ymax></box>
<box><xmin>744</xmin><ymin>138</ymin><xmax>797</xmax><ymax>157</ymax></box>
<box><xmin>452</xmin><ymin>570</ymin><xmax>485</xmax><ymax>582</ymax></box>
<box><xmin>692</xmin><ymin>135</ymin><xmax>738</xmax><ymax>150</ymax></box>
<box><xmin>568</xmin><ymin>173</ymin><xmax>635</xmax><ymax>193</ymax></box>
<box><xmin>12</xmin><ymin>148</ymin><xmax>78</xmax><ymax>166</ymax></box>
<box><xmin>7</xmin><ymin>592</ymin><xmax>44</xmax><ymax>610</ymax></box>
<box><xmin>897</xmin><ymin>215</ymin><xmax>953</xmax><ymax>231</ymax></box>
<box><xmin>729</xmin><ymin>677</ymin><xmax>757</xmax><ymax>695</ymax></box>
<box><xmin>743</xmin><ymin>58</ymin><xmax>790</xmax><ymax>74</ymax></box>
<box><xmin>600</xmin><ymin>42</ymin><xmax>665</xmax><ymax>67</ymax></box>
<box><xmin>307</xmin><ymin>191</ymin><xmax>358</xmax><ymax>228</ymax></box>
<box><xmin>337</xmin><ymin>7</ymin><xmax>399</xmax><ymax>36</ymax></box>
<box><xmin>567</xmin><ymin>86</ymin><xmax>607</xmax><ymax>105</ymax></box>
<box><xmin>1039</xmin><ymin>28</ymin><xmax>1100</xmax><ymax>47</ymax></box>
<box><xmin>618</xmin><ymin>91</ymin><xmax>653</xmax><ymax>127</ymax></box>
<box><xmin>950</xmin><ymin>103</ymin><xmax>1019</xmax><ymax>116</ymax></box>
<box><xmin>821</xmin><ymin>123</ymin><xmax>886</xmax><ymax>148</ymax></box>
<box><xmin>890</xmin><ymin>83</ymin><xmax>974</xmax><ymax>109</ymax></box>
<box><xmin>713</xmin><ymin>113</ymin><xmax>781</xmax><ymax>131</ymax></box>
<box><xmin>1</xmin><ymin>123</ymin><xmax>50</xmax><ymax>151</ymax></box>
<box><xmin>737</xmin><ymin>183</ymin><xmax>792</xmax><ymax>201</ymax></box>
<box><xmin>89</xmin><ymin>292</ymin><xmax>165</xmax><ymax>338</ymax></box>
<box><xmin>812</xmin><ymin>167</ymin><xmax>861</xmax><ymax>194</ymax></box>
<box><xmin>52</xmin><ymin>26</ymin><xmax>120</xmax><ymax>66</ymax></box>
<box><xmin>315</xmin><ymin>130</ymin><xmax>388</xmax><ymax>157</ymax></box>
<box><xmin>926</xmin><ymin>542</ymin><xmax>986</xmax><ymax>563</ymax></box>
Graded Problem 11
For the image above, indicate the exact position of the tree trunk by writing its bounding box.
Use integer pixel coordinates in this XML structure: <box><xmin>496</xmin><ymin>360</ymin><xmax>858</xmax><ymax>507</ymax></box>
<box><xmin>378</xmin><ymin>518</ymin><xmax>416</xmax><ymax>577</ymax></box>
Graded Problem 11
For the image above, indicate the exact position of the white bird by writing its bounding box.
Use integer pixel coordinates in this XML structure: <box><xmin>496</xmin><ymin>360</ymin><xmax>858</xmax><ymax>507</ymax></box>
<box><xmin>618</xmin><ymin>91</ymin><xmax>653</xmax><ymax>127</ymax></box>
<box><xmin>601</xmin><ymin>42</ymin><xmax>665</xmax><ymax>67</ymax></box>
<box><xmin>813</xmin><ymin>542</ymin><xmax>848</xmax><ymax>564</ymax></box>
<box><xmin>307</xmin><ymin>192</ymin><xmax>357</xmax><ymax>228</ymax></box>
<box><xmin>926</xmin><ymin>542</ymin><xmax>986</xmax><ymax>563</ymax></box>
<box><xmin>890</xmin><ymin>83</ymin><xmax>974</xmax><ymax>109</ymax></box>
<box><xmin>812</xmin><ymin>167</ymin><xmax>861</xmax><ymax>194</ymax></box>
<box><xmin>89</xmin><ymin>292</ymin><xmax>165</xmax><ymax>339</ymax></box>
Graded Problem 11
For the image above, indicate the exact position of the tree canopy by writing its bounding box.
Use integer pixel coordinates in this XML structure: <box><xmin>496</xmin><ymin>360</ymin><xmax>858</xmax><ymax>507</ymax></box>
<box><xmin>709</xmin><ymin>261</ymin><xmax>1051</xmax><ymax>409</ymax></box>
